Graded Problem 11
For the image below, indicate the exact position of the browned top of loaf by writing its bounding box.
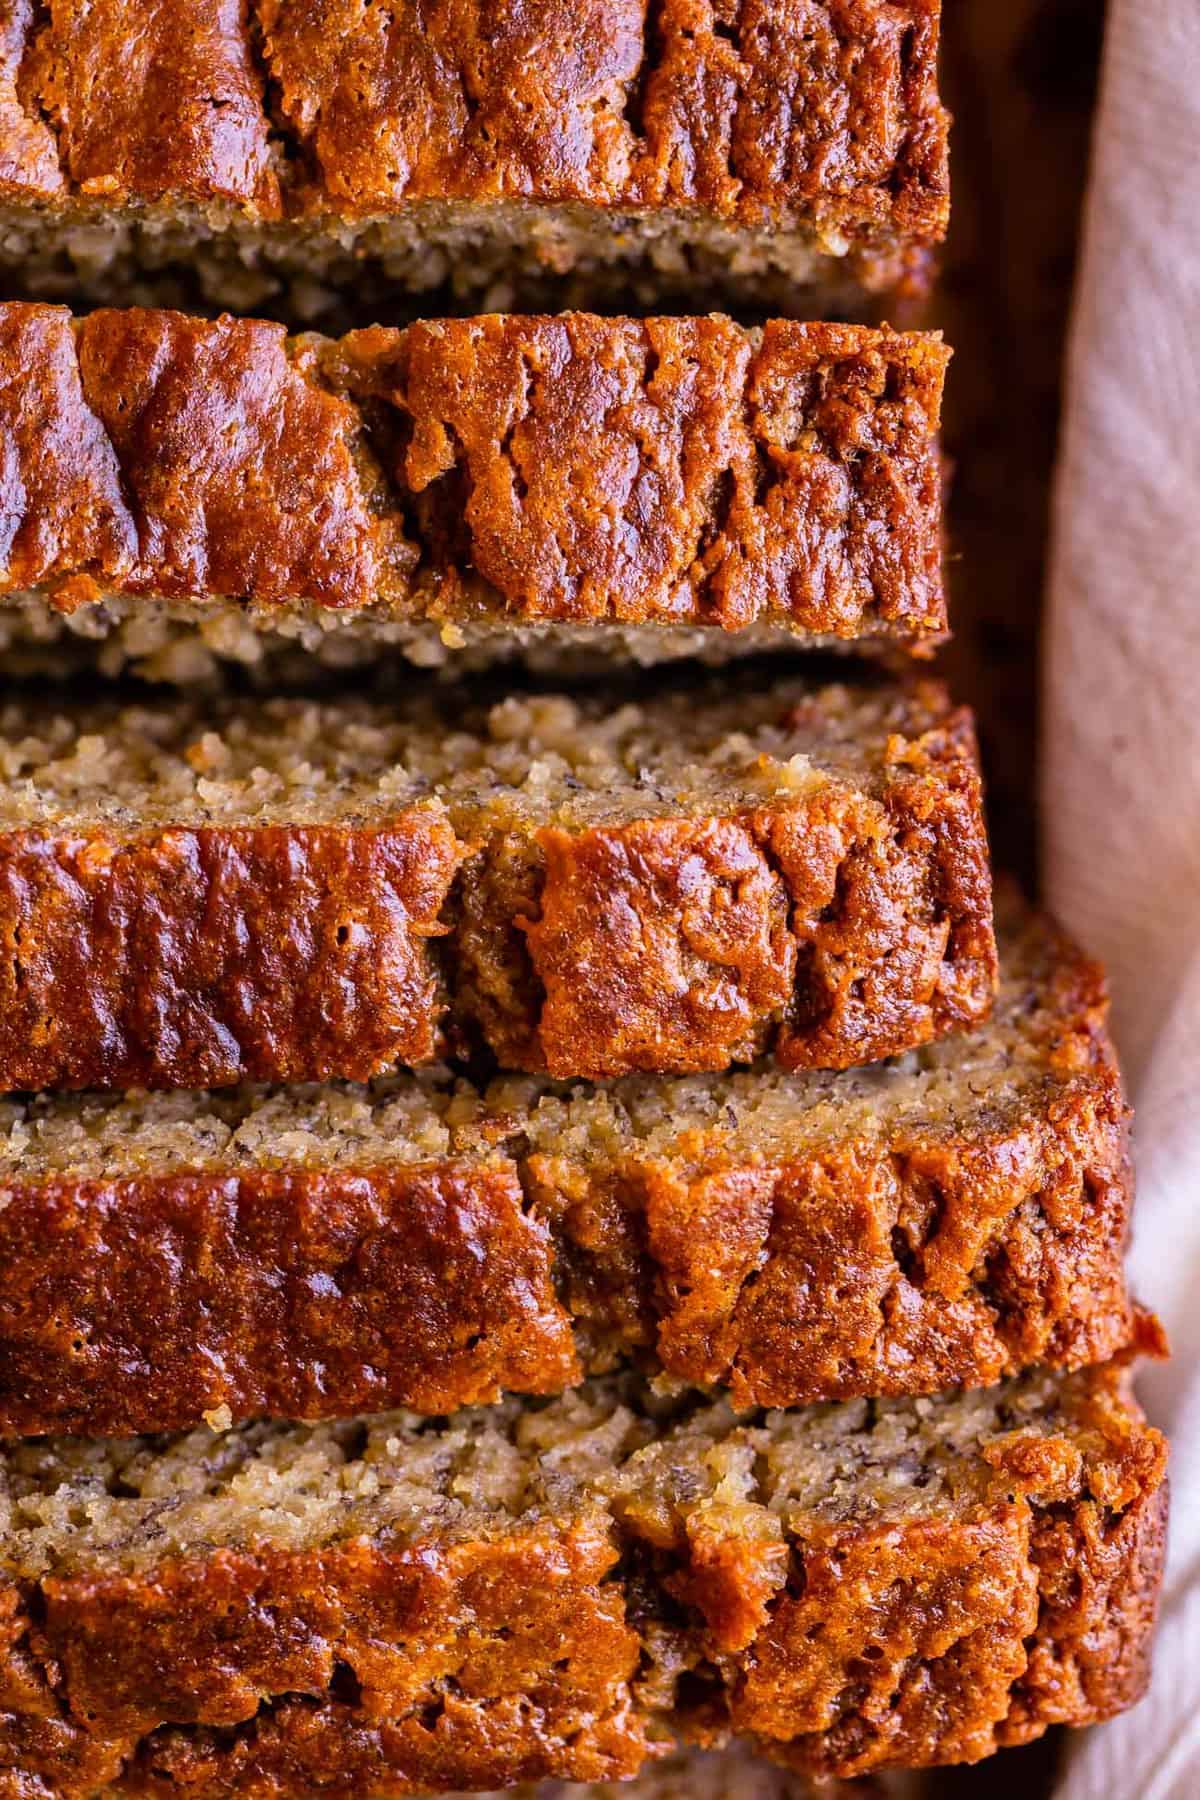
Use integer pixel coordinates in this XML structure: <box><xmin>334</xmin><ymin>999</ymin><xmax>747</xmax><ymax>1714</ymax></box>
<box><xmin>0</xmin><ymin>303</ymin><xmax>949</xmax><ymax>641</ymax></box>
<box><xmin>0</xmin><ymin>1</ymin><xmax>948</xmax><ymax>243</ymax></box>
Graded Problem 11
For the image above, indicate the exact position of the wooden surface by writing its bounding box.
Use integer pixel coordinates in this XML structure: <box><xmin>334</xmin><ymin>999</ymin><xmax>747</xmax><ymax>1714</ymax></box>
<box><xmin>934</xmin><ymin>0</ymin><xmax>1107</xmax><ymax>885</ymax></box>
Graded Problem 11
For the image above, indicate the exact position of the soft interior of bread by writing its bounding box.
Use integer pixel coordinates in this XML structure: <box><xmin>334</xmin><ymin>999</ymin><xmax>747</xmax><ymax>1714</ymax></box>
<box><xmin>0</xmin><ymin>677</ymin><xmax>939</xmax><ymax>831</ymax></box>
<box><xmin>0</xmin><ymin>592</ymin><xmax>854</xmax><ymax>687</ymax></box>
<box><xmin>0</xmin><ymin>1077</ymin><xmax>465</xmax><ymax>1176</ymax></box>
<box><xmin>0</xmin><ymin>198</ymin><xmax>885</xmax><ymax>331</ymax></box>
<box><xmin>0</xmin><ymin>1367</ymin><xmax>1081</xmax><ymax>1581</ymax></box>
<box><xmin>0</xmin><ymin>905</ymin><xmax>1061</xmax><ymax>1181</ymax></box>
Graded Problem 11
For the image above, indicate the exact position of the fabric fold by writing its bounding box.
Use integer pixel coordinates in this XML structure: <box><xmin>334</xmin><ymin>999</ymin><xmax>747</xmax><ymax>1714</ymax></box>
<box><xmin>1043</xmin><ymin>1</ymin><xmax>1200</xmax><ymax>1792</ymax></box>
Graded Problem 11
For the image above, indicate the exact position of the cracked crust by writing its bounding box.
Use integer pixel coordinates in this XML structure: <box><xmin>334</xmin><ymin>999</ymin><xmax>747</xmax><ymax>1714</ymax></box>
<box><xmin>0</xmin><ymin>673</ymin><xmax>996</xmax><ymax>1089</ymax></box>
<box><xmin>0</xmin><ymin>899</ymin><xmax>1145</xmax><ymax>1435</ymax></box>
<box><xmin>0</xmin><ymin>304</ymin><xmax>949</xmax><ymax>677</ymax></box>
<box><xmin>0</xmin><ymin>1363</ymin><xmax>1167</xmax><ymax>1793</ymax></box>
<box><xmin>0</xmin><ymin>2</ymin><xmax>947</xmax><ymax>316</ymax></box>
<box><xmin>0</xmin><ymin>820</ymin><xmax>462</xmax><ymax>1083</ymax></box>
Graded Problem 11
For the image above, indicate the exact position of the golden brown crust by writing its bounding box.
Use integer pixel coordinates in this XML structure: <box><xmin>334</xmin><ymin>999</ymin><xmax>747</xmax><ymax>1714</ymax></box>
<box><xmin>0</xmin><ymin>910</ymin><xmax>1137</xmax><ymax>1434</ymax></box>
<box><xmin>22</xmin><ymin>0</ymin><xmax>278</xmax><ymax>209</ymax></box>
<box><xmin>769</xmin><ymin>705</ymin><xmax>997</xmax><ymax>1066</ymax></box>
<box><xmin>0</xmin><ymin>304</ymin><xmax>948</xmax><ymax>645</ymax></box>
<box><xmin>0</xmin><ymin>3</ymin><xmax>62</xmax><ymax>196</ymax></box>
<box><xmin>0</xmin><ymin>1162</ymin><xmax>582</xmax><ymax>1435</ymax></box>
<box><xmin>0</xmin><ymin>1366</ymin><xmax>1167</xmax><ymax>1793</ymax></box>
<box><xmin>75</xmin><ymin>307</ymin><xmax>394</xmax><ymax>609</ymax></box>
<box><xmin>261</xmin><ymin>0</ymin><xmax>945</xmax><ymax>235</ymax></box>
<box><xmin>732</xmin><ymin>1507</ymin><xmax>1043</xmax><ymax>1769</ymax></box>
<box><xmin>0</xmin><ymin>1523</ymin><xmax>652</xmax><ymax>1796</ymax></box>
<box><xmin>0</xmin><ymin>820</ymin><xmax>462</xmax><ymax>1091</ymax></box>
<box><xmin>0</xmin><ymin>2</ymin><xmax>947</xmax><ymax>239</ymax></box>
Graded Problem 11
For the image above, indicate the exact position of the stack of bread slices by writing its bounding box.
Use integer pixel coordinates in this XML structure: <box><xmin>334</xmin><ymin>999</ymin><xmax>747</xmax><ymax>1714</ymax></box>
<box><xmin>0</xmin><ymin>5</ymin><xmax>1165</xmax><ymax>1797</ymax></box>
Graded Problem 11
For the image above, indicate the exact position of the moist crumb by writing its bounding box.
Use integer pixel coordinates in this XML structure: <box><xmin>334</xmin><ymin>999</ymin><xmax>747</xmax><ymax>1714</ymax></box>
<box><xmin>0</xmin><ymin>1365</ymin><xmax>1120</xmax><ymax>1580</ymax></box>
<box><xmin>0</xmin><ymin>675</ymin><xmax>942</xmax><ymax>832</ymax></box>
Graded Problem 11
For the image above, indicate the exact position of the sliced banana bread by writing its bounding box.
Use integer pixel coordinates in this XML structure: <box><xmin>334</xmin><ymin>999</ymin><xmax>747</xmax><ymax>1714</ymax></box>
<box><xmin>0</xmin><ymin>305</ymin><xmax>949</xmax><ymax>679</ymax></box>
<box><xmin>0</xmin><ymin>2</ymin><xmax>947</xmax><ymax>320</ymax></box>
<box><xmin>0</xmin><ymin>671</ymin><xmax>995</xmax><ymax>1091</ymax></box>
<box><xmin>0</xmin><ymin>898</ymin><xmax>1141</xmax><ymax>1436</ymax></box>
<box><xmin>0</xmin><ymin>1362</ymin><xmax>1166</xmax><ymax>1794</ymax></box>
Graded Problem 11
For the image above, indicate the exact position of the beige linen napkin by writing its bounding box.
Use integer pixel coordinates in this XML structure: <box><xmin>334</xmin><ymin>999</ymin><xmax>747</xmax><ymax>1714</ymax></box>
<box><xmin>1043</xmin><ymin>0</ymin><xmax>1200</xmax><ymax>1792</ymax></box>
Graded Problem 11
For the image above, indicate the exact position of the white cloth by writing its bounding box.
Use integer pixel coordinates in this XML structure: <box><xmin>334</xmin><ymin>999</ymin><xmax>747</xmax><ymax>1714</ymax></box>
<box><xmin>1043</xmin><ymin>0</ymin><xmax>1200</xmax><ymax>1792</ymax></box>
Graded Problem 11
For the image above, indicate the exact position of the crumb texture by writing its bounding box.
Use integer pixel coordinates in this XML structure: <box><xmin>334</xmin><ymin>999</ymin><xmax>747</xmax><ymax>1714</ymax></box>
<box><xmin>0</xmin><ymin>898</ymin><xmax>1138</xmax><ymax>1434</ymax></box>
<box><xmin>0</xmin><ymin>306</ymin><xmax>949</xmax><ymax>672</ymax></box>
<box><xmin>0</xmin><ymin>1363</ymin><xmax>1167</xmax><ymax>1793</ymax></box>
<box><xmin>0</xmin><ymin>673</ymin><xmax>996</xmax><ymax>1090</ymax></box>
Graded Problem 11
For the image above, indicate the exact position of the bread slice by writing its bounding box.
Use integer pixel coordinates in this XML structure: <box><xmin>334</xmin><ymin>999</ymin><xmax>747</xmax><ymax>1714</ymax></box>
<box><xmin>0</xmin><ymin>306</ymin><xmax>949</xmax><ymax>680</ymax></box>
<box><xmin>0</xmin><ymin>1361</ymin><xmax>1166</xmax><ymax>1794</ymax></box>
<box><xmin>0</xmin><ymin>670</ymin><xmax>995</xmax><ymax>1091</ymax></box>
<box><xmin>0</xmin><ymin>3</ymin><xmax>947</xmax><ymax>322</ymax></box>
<box><xmin>0</xmin><ymin>898</ymin><xmax>1140</xmax><ymax>1436</ymax></box>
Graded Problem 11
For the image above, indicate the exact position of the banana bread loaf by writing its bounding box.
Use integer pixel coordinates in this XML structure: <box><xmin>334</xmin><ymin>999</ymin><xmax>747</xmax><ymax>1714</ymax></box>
<box><xmin>0</xmin><ymin>898</ymin><xmax>1141</xmax><ymax>1436</ymax></box>
<box><xmin>0</xmin><ymin>1361</ymin><xmax>1166</xmax><ymax>1793</ymax></box>
<box><xmin>0</xmin><ymin>671</ymin><xmax>995</xmax><ymax>1090</ymax></box>
<box><xmin>0</xmin><ymin>305</ymin><xmax>949</xmax><ymax>680</ymax></box>
<box><xmin>0</xmin><ymin>1</ymin><xmax>947</xmax><ymax>322</ymax></box>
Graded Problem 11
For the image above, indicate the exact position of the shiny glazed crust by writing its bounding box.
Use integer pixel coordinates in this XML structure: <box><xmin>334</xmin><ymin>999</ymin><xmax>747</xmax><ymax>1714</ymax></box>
<box><xmin>0</xmin><ymin>907</ymin><xmax>1141</xmax><ymax>1434</ymax></box>
<box><xmin>0</xmin><ymin>680</ymin><xmax>996</xmax><ymax>1090</ymax></box>
<box><xmin>0</xmin><ymin>304</ymin><xmax>949</xmax><ymax>647</ymax></box>
<box><xmin>0</xmin><ymin>1366</ymin><xmax>1168</xmax><ymax>1793</ymax></box>
<box><xmin>0</xmin><ymin>2</ymin><xmax>948</xmax><ymax>272</ymax></box>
